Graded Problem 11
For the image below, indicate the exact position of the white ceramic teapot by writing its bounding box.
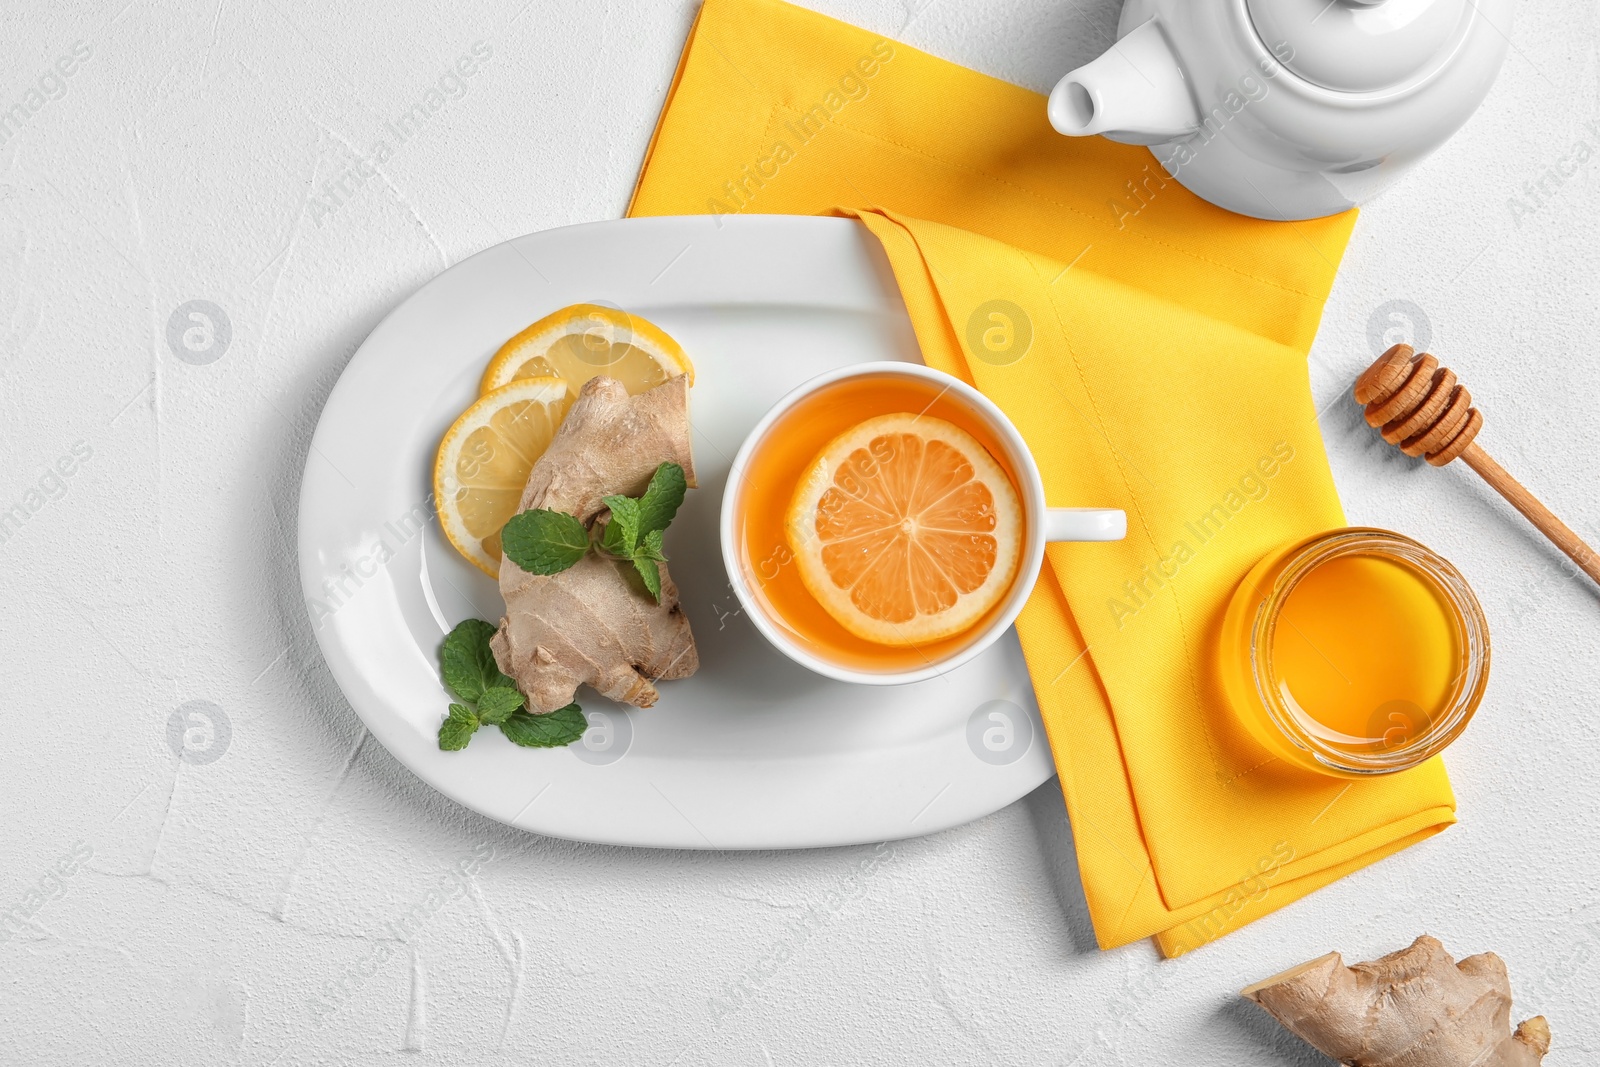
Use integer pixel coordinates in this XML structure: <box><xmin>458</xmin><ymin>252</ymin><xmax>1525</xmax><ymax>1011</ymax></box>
<box><xmin>1048</xmin><ymin>0</ymin><xmax>1513</xmax><ymax>220</ymax></box>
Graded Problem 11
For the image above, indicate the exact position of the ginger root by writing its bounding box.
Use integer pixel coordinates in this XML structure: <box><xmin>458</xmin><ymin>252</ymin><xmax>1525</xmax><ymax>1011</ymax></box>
<box><xmin>491</xmin><ymin>375</ymin><xmax>698</xmax><ymax>713</ymax></box>
<box><xmin>1242</xmin><ymin>935</ymin><xmax>1550</xmax><ymax>1067</ymax></box>
<box><xmin>516</xmin><ymin>373</ymin><xmax>696</xmax><ymax>525</ymax></box>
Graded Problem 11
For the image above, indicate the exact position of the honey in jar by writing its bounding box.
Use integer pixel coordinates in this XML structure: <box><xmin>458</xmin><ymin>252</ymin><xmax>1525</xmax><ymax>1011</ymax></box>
<box><xmin>1218</xmin><ymin>528</ymin><xmax>1489</xmax><ymax>777</ymax></box>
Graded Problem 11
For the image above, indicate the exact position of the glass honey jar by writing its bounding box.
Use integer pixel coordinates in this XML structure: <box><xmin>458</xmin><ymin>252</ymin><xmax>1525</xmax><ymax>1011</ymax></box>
<box><xmin>1218</xmin><ymin>528</ymin><xmax>1490</xmax><ymax>778</ymax></box>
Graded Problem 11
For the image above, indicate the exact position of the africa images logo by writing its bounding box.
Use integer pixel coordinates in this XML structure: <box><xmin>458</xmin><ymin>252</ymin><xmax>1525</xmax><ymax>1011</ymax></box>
<box><xmin>308</xmin><ymin>42</ymin><xmax>495</xmax><ymax>227</ymax></box>
<box><xmin>1107</xmin><ymin>443</ymin><xmax>1296</xmax><ymax>630</ymax></box>
<box><xmin>166</xmin><ymin>301</ymin><xmax>232</xmax><ymax>365</ymax></box>
<box><xmin>705</xmin><ymin>40</ymin><xmax>895</xmax><ymax>219</ymax></box>
<box><xmin>967</xmin><ymin>699</ymin><xmax>1035</xmax><ymax>766</ymax></box>
<box><xmin>0</xmin><ymin>440</ymin><xmax>93</xmax><ymax>551</ymax></box>
<box><xmin>965</xmin><ymin>301</ymin><xmax>1032</xmax><ymax>367</ymax></box>
<box><xmin>0</xmin><ymin>41</ymin><xmax>92</xmax><ymax>150</ymax></box>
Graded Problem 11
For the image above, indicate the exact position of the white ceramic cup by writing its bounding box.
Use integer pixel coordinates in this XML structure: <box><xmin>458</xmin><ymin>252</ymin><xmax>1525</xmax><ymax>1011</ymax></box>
<box><xmin>721</xmin><ymin>361</ymin><xmax>1126</xmax><ymax>685</ymax></box>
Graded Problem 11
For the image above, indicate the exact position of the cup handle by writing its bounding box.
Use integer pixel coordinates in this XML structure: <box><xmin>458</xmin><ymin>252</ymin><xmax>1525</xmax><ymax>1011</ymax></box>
<box><xmin>1044</xmin><ymin>508</ymin><xmax>1126</xmax><ymax>542</ymax></box>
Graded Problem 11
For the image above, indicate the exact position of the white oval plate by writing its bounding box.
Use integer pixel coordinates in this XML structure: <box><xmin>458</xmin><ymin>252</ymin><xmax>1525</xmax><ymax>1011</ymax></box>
<box><xmin>298</xmin><ymin>215</ymin><xmax>1053</xmax><ymax>849</ymax></box>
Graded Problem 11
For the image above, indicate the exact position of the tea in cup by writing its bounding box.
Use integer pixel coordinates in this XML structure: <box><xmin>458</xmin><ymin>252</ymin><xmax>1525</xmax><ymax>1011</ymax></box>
<box><xmin>721</xmin><ymin>362</ymin><xmax>1125</xmax><ymax>685</ymax></box>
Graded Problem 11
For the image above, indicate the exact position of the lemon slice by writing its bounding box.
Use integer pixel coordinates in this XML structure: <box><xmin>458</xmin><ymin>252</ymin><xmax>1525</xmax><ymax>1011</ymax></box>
<box><xmin>479</xmin><ymin>303</ymin><xmax>693</xmax><ymax>397</ymax></box>
<box><xmin>785</xmin><ymin>413</ymin><xmax>1023</xmax><ymax>646</ymax></box>
<box><xmin>435</xmin><ymin>377</ymin><xmax>573</xmax><ymax>577</ymax></box>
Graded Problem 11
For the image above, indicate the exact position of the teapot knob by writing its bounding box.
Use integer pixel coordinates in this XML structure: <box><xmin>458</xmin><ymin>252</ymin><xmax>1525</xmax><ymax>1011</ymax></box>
<box><xmin>1247</xmin><ymin>0</ymin><xmax>1474</xmax><ymax>94</ymax></box>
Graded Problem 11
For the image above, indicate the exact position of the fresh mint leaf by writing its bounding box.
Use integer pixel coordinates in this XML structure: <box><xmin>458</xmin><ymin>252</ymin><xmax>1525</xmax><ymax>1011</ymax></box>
<box><xmin>638</xmin><ymin>527</ymin><xmax>666</xmax><ymax>562</ymax></box>
<box><xmin>633</xmin><ymin>555</ymin><xmax>663</xmax><ymax>602</ymax></box>
<box><xmin>440</xmin><ymin>619</ymin><xmax>513</xmax><ymax>702</ymax></box>
<box><xmin>439</xmin><ymin>704</ymin><xmax>479</xmax><ymax>751</ymax></box>
<box><xmin>476</xmin><ymin>686</ymin><xmax>525</xmax><ymax>726</ymax></box>
<box><xmin>501</xmin><ymin>509</ymin><xmax>590</xmax><ymax>575</ymax></box>
<box><xmin>599</xmin><ymin>516</ymin><xmax>629</xmax><ymax>557</ymax></box>
<box><xmin>602</xmin><ymin>494</ymin><xmax>641</xmax><ymax>556</ymax></box>
<box><xmin>498</xmin><ymin>704</ymin><xmax>588</xmax><ymax>748</ymax></box>
<box><xmin>636</xmin><ymin>462</ymin><xmax>687</xmax><ymax>538</ymax></box>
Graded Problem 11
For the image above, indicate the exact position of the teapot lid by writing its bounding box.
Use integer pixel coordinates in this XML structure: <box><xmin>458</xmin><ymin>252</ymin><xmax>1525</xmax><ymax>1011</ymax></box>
<box><xmin>1246</xmin><ymin>0</ymin><xmax>1474</xmax><ymax>93</ymax></box>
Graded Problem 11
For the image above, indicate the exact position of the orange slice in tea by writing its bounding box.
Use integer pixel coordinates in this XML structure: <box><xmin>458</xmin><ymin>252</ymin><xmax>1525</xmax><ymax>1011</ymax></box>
<box><xmin>784</xmin><ymin>413</ymin><xmax>1023</xmax><ymax>646</ymax></box>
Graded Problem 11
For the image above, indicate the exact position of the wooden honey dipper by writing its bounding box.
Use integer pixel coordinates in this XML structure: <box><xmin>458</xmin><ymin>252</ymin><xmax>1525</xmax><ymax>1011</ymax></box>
<box><xmin>1355</xmin><ymin>343</ymin><xmax>1600</xmax><ymax>585</ymax></box>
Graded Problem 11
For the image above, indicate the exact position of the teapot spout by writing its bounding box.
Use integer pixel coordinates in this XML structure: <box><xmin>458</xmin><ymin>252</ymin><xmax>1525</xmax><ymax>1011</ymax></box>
<box><xmin>1048</xmin><ymin>19</ymin><xmax>1200</xmax><ymax>145</ymax></box>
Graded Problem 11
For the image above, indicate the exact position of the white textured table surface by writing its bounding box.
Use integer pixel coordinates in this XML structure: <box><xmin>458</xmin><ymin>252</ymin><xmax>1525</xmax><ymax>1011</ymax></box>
<box><xmin>2</xmin><ymin>0</ymin><xmax>1597</xmax><ymax>1063</ymax></box>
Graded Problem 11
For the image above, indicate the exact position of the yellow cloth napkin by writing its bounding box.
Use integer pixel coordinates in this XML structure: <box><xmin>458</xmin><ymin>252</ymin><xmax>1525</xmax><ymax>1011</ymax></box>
<box><xmin>630</xmin><ymin>0</ymin><xmax>1457</xmax><ymax>955</ymax></box>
